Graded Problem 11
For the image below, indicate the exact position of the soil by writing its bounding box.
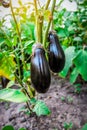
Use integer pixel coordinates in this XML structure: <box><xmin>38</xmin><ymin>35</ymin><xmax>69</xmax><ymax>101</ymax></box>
<box><xmin>0</xmin><ymin>75</ymin><xmax>87</xmax><ymax>130</ymax></box>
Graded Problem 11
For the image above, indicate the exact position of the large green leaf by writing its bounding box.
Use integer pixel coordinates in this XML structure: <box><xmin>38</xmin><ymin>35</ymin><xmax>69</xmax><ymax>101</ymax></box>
<box><xmin>33</xmin><ymin>100</ymin><xmax>51</xmax><ymax>116</ymax></box>
<box><xmin>60</xmin><ymin>46</ymin><xmax>76</xmax><ymax>77</ymax></box>
<box><xmin>0</xmin><ymin>88</ymin><xmax>28</xmax><ymax>103</ymax></box>
<box><xmin>73</xmin><ymin>49</ymin><xmax>87</xmax><ymax>81</ymax></box>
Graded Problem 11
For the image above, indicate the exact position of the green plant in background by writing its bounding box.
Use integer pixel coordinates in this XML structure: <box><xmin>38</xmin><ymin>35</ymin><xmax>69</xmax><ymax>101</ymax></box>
<box><xmin>2</xmin><ymin>125</ymin><xmax>26</xmax><ymax>130</ymax></box>
<box><xmin>81</xmin><ymin>123</ymin><xmax>87</xmax><ymax>130</ymax></box>
<box><xmin>54</xmin><ymin>0</ymin><xmax>87</xmax><ymax>83</ymax></box>
<box><xmin>63</xmin><ymin>122</ymin><xmax>73</xmax><ymax>130</ymax></box>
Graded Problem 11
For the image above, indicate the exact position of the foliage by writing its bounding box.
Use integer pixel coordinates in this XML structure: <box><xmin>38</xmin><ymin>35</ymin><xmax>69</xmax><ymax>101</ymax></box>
<box><xmin>81</xmin><ymin>123</ymin><xmax>87</xmax><ymax>130</ymax></box>
<box><xmin>54</xmin><ymin>0</ymin><xmax>87</xmax><ymax>83</ymax></box>
<box><xmin>0</xmin><ymin>88</ymin><xmax>28</xmax><ymax>103</ymax></box>
<box><xmin>33</xmin><ymin>100</ymin><xmax>51</xmax><ymax>116</ymax></box>
<box><xmin>63</xmin><ymin>122</ymin><xmax>73</xmax><ymax>130</ymax></box>
<box><xmin>2</xmin><ymin>125</ymin><xmax>26</xmax><ymax>130</ymax></box>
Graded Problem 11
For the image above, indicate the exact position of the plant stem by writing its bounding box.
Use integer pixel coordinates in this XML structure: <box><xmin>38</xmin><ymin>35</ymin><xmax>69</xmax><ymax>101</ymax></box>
<box><xmin>34</xmin><ymin>0</ymin><xmax>38</xmax><ymax>42</ymax></box>
<box><xmin>37</xmin><ymin>15</ymin><xmax>43</xmax><ymax>43</ymax></box>
<box><xmin>10</xmin><ymin>0</ymin><xmax>27</xmax><ymax>71</ymax></box>
<box><xmin>45</xmin><ymin>0</ymin><xmax>51</xmax><ymax>10</ymax></box>
<box><xmin>10</xmin><ymin>0</ymin><xmax>20</xmax><ymax>38</ymax></box>
<box><xmin>43</xmin><ymin>0</ymin><xmax>56</xmax><ymax>47</ymax></box>
<box><xmin>34</xmin><ymin>0</ymin><xmax>43</xmax><ymax>43</ymax></box>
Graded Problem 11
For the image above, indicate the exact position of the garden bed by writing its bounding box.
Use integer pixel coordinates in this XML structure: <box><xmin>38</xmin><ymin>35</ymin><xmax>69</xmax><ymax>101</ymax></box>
<box><xmin>0</xmin><ymin>75</ymin><xmax>87</xmax><ymax>130</ymax></box>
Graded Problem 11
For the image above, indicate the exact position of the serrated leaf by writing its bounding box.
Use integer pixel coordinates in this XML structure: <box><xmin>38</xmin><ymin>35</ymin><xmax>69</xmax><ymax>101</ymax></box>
<box><xmin>0</xmin><ymin>88</ymin><xmax>28</xmax><ymax>103</ymax></box>
<box><xmin>60</xmin><ymin>46</ymin><xmax>76</xmax><ymax>77</ymax></box>
<box><xmin>33</xmin><ymin>100</ymin><xmax>51</xmax><ymax>116</ymax></box>
<box><xmin>73</xmin><ymin>49</ymin><xmax>87</xmax><ymax>81</ymax></box>
<box><xmin>70</xmin><ymin>67</ymin><xmax>79</xmax><ymax>83</ymax></box>
<box><xmin>81</xmin><ymin>124</ymin><xmax>87</xmax><ymax>130</ymax></box>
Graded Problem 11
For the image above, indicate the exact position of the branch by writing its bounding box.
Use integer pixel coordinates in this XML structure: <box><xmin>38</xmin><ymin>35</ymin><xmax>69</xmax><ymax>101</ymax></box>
<box><xmin>43</xmin><ymin>0</ymin><xmax>56</xmax><ymax>47</ymax></box>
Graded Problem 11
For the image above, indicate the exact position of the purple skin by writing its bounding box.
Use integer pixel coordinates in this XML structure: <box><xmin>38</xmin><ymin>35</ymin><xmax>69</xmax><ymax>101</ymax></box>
<box><xmin>48</xmin><ymin>31</ymin><xmax>65</xmax><ymax>73</ymax></box>
<box><xmin>31</xmin><ymin>44</ymin><xmax>51</xmax><ymax>93</ymax></box>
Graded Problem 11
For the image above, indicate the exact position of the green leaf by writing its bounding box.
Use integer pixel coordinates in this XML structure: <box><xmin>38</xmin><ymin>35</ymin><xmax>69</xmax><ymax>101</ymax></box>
<box><xmin>2</xmin><ymin>125</ymin><xmax>14</xmax><ymax>130</ymax></box>
<box><xmin>73</xmin><ymin>37</ymin><xmax>82</xmax><ymax>42</ymax></box>
<box><xmin>60</xmin><ymin>46</ymin><xmax>76</xmax><ymax>77</ymax></box>
<box><xmin>57</xmin><ymin>27</ymin><xmax>69</xmax><ymax>37</ymax></box>
<box><xmin>81</xmin><ymin>124</ymin><xmax>87</xmax><ymax>130</ymax></box>
<box><xmin>70</xmin><ymin>67</ymin><xmax>79</xmax><ymax>83</ymax></box>
<box><xmin>0</xmin><ymin>52</ymin><xmax>16</xmax><ymax>80</ymax></box>
<box><xmin>73</xmin><ymin>50</ymin><xmax>87</xmax><ymax>81</ymax></box>
<box><xmin>33</xmin><ymin>100</ymin><xmax>51</xmax><ymax>116</ymax></box>
<box><xmin>24</xmin><ymin>40</ymin><xmax>34</xmax><ymax>54</ymax></box>
<box><xmin>6</xmin><ymin>81</ymin><xmax>15</xmax><ymax>88</ymax></box>
<box><xmin>44</xmin><ymin>10</ymin><xmax>51</xmax><ymax>21</ymax></box>
<box><xmin>0</xmin><ymin>88</ymin><xmax>28</xmax><ymax>103</ymax></box>
<box><xmin>18</xmin><ymin>128</ymin><xmax>26</xmax><ymax>130</ymax></box>
<box><xmin>30</xmin><ymin>98</ymin><xmax>37</xmax><ymax>105</ymax></box>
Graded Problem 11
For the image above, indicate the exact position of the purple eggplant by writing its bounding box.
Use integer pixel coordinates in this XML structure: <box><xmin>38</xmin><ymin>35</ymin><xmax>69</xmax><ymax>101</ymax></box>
<box><xmin>48</xmin><ymin>30</ymin><xmax>65</xmax><ymax>73</ymax></box>
<box><xmin>30</xmin><ymin>43</ymin><xmax>51</xmax><ymax>93</ymax></box>
<box><xmin>1</xmin><ymin>77</ymin><xmax>9</xmax><ymax>88</ymax></box>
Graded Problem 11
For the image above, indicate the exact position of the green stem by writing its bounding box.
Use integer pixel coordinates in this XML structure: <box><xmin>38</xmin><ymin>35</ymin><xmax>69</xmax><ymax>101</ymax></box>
<box><xmin>9</xmin><ymin>1</ymin><xmax>33</xmax><ymax>110</ymax></box>
<box><xmin>34</xmin><ymin>0</ymin><xmax>38</xmax><ymax>42</ymax></box>
<box><xmin>43</xmin><ymin>0</ymin><xmax>56</xmax><ymax>47</ymax></box>
<box><xmin>45</xmin><ymin>0</ymin><xmax>51</xmax><ymax>10</ymax></box>
<box><xmin>37</xmin><ymin>15</ymin><xmax>43</xmax><ymax>43</ymax></box>
<box><xmin>10</xmin><ymin>0</ymin><xmax>27</xmax><ymax>71</ymax></box>
<box><xmin>10</xmin><ymin>0</ymin><xmax>20</xmax><ymax>38</ymax></box>
<box><xmin>34</xmin><ymin>0</ymin><xmax>43</xmax><ymax>43</ymax></box>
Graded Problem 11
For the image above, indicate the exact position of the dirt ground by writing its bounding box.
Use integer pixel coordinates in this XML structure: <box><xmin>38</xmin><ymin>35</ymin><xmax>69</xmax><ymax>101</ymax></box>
<box><xmin>0</xmin><ymin>75</ymin><xmax>87</xmax><ymax>130</ymax></box>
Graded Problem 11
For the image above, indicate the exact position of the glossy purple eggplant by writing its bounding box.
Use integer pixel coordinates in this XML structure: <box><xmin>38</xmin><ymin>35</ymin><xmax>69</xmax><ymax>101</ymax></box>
<box><xmin>30</xmin><ymin>43</ymin><xmax>51</xmax><ymax>93</ymax></box>
<box><xmin>48</xmin><ymin>31</ymin><xmax>65</xmax><ymax>73</ymax></box>
<box><xmin>1</xmin><ymin>77</ymin><xmax>9</xmax><ymax>88</ymax></box>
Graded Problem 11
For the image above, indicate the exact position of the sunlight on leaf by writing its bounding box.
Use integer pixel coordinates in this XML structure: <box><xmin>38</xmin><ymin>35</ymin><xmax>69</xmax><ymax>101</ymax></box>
<box><xmin>0</xmin><ymin>88</ymin><xmax>28</xmax><ymax>103</ymax></box>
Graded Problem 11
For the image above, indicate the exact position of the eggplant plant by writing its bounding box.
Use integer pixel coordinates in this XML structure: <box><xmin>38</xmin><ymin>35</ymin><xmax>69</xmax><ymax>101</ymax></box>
<box><xmin>0</xmin><ymin>0</ymin><xmax>65</xmax><ymax>116</ymax></box>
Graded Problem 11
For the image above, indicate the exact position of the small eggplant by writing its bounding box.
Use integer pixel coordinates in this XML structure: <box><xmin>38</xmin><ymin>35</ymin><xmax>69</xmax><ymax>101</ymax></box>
<box><xmin>1</xmin><ymin>77</ymin><xmax>9</xmax><ymax>88</ymax></box>
<box><xmin>30</xmin><ymin>43</ymin><xmax>51</xmax><ymax>93</ymax></box>
<box><xmin>2</xmin><ymin>0</ymin><xmax>10</xmax><ymax>8</ymax></box>
<box><xmin>48</xmin><ymin>30</ymin><xmax>65</xmax><ymax>73</ymax></box>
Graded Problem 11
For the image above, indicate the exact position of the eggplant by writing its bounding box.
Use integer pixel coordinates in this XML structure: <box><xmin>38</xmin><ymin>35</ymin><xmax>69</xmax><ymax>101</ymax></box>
<box><xmin>2</xmin><ymin>0</ymin><xmax>10</xmax><ymax>8</ymax></box>
<box><xmin>48</xmin><ymin>30</ymin><xmax>65</xmax><ymax>73</ymax></box>
<box><xmin>30</xmin><ymin>43</ymin><xmax>51</xmax><ymax>93</ymax></box>
<box><xmin>1</xmin><ymin>77</ymin><xmax>9</xmax><ymax>88</ymax></box>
